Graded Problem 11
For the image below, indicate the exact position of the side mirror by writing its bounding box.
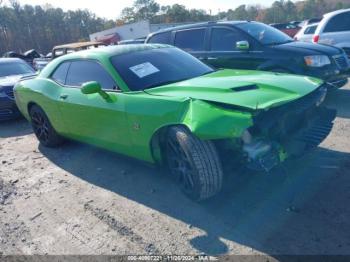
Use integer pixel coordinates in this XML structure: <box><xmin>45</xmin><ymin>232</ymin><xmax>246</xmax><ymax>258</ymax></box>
<box><xmin>236</xmin><ymin>41</ymin><xmax>250</xmax><ymax>51</ymax></box>
<box><xmin>81</xmin><ymin>81</ymin><xmax>109</xmax><ymax>99</ymax></box>
<box><xmin>81</xmin><ymin>81</ymin><xmax>101</xmax><ymax>94</ymax></box>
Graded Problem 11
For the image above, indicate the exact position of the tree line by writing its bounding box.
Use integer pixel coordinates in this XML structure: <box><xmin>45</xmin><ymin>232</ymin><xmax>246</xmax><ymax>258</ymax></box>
<box><xmin>1</xmin><ymin>0</ymin><xmax>349</xmax><ymax>55</ymax></box>
<box><xmin>121</xmin><ymin>0</ymin><xmax>350</xmax><ymax>24</ymax></box>
<box><xmin>0</xmin><ymin>0</ymin><xmax>115</xmax><ymax>55</ymax></box>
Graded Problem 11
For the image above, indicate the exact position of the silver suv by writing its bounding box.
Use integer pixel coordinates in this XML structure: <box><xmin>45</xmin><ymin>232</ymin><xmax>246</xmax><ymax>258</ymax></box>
<box><xmin>313</xmin><ymin>9</ymin><xmax>350</xmax><ymax>58</ymax></box>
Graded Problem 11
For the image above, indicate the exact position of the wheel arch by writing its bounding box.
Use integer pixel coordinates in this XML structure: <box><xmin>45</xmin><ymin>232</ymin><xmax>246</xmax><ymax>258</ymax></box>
<box><xmin>26</xmin><ymin>102</ymin><xmax>60</xmax><ymax>133</ymax></box>
<box><xmin>26</xmin><ymin>101</ymin><xmax>40</xmax><ymax>121</ymax></box>
<box><xmin>149</xmin><ymin>123</ymin><xmax>191</xmax><ymax>165</ymax></box>
<box><xmin>27</xmin><ymin>101</ymin><xmax>38</xmax><ymax>113</ymax></box>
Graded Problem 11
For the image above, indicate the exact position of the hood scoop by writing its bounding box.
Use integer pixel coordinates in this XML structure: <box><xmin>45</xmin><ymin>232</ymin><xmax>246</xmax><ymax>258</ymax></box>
<box><xmin>231</xmin><ymin>84</ymin><xmax>259</xmax><ymax>92</ymax></box>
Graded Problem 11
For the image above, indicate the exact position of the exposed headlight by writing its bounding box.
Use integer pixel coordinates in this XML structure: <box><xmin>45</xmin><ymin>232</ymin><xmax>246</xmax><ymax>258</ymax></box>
<box><xmin>304</xmin><ymin>55</ymin><xmax>331</xmax><ymax>67</ymax></box>
<box><xmin>241</xmin><ymin>129</ymin><xmax>253</xmax><ymax>144</ymax></box>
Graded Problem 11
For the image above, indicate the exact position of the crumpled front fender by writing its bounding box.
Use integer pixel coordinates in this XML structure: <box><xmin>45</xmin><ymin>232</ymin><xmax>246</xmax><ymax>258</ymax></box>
<box><xmin>182</xmin><ymin>99</ymin><xmax>253</xmax><ymax>140</ymax></box>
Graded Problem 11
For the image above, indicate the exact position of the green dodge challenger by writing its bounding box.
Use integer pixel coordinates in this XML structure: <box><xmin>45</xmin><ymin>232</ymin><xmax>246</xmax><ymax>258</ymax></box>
<box><xmin>14</xmin><ymin>44</ymin><xmax>336</xmax><ymax>201</ymax></box>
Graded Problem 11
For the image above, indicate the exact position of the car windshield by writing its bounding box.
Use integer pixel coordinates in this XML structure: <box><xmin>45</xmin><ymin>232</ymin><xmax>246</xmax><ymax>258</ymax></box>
<box><xmin>236</xmin><ymin>22</ymin><xmax>294</xmax><ymax>45</ymax></box>
<box><xmin>0</xmin><ymin>61</ymin><xmax>35</xmax><ymax>78</ymax></box>
<box><xmin>111</xmin><ymin>47</ymin><xmax>214</xmax><ymax>91</ymax></box>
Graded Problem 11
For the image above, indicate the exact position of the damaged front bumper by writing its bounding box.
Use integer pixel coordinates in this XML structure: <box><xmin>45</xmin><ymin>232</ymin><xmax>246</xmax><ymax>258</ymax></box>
<box><xmin>284</xmin><ymin>107</ymin><xmax>336</xmax><ymax>156</ymax></box>
<box><xmin>243</xmin><ymin>140</ymin><xmax>282</xmax><ymax>172</ymax></box>
<box><xmin>242</xmin><ymin>106</ymin><xmax>336</xmax><ymax>172</ymax></box>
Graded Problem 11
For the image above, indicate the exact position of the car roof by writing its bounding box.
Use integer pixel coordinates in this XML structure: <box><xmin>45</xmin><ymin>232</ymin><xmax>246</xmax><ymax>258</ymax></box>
<box><xmin>0</xmin><ymin>58</ymin><xmax>26</xmax><ymax>64</ymax></box>
<box><xmin>53</xmin><ymin>44</ymin><xmax>172</xmax><ymax>61</ymax></box>
<box><xmin>324</xmin><ymin>8</ymin><xmax>350</xmax><ymax>18</ymax></box>
<box><xmin>53</xmin><ymin>41</ymin><xmax>105</xmax><ymax>50</ymax></box>
<box><xmin>40</xmin><ymin>44</ymin><xmax>174</xmax><ymax>79</ymax></box>
<box><xmin>149</xmin><ymin>20</ymin><xmax>248</xmax><ymax>35</ymax></box>
<box><xmin>118</xmin><ymin>39</ymin><xmax>145</xmax><ymax>44</ymax></box>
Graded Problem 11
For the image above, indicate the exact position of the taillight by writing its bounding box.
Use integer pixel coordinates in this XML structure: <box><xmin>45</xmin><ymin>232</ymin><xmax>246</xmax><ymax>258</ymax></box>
<box><xmin>313</xmin><ymin>35</ymin><xmax>320</xmax><ymax>43</ymax></box>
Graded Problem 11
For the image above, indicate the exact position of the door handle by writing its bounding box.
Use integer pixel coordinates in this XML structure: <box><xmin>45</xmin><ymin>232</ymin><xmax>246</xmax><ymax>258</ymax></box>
<box><xmin>207</xmin><ymin>57</ymin><xmax>218</xmax><ymax>60</ymax></box>
<box><xmin>60</xmin><ymin>94</ymin><xmax>68</xmax><ymax>100</ymax></box>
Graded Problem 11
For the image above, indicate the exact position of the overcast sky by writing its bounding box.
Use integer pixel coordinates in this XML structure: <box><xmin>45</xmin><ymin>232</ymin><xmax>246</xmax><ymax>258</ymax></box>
<box><xmin>15</xmin><ymin>0</ymin><xmax>282</xmax><ymax>20</ymax></box>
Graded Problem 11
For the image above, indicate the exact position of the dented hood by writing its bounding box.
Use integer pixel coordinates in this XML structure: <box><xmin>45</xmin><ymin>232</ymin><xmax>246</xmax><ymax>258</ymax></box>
<box><xmin>146</xmin><ymin>69</ymin><xmax>323</xmax><ymax>110</ymax></box>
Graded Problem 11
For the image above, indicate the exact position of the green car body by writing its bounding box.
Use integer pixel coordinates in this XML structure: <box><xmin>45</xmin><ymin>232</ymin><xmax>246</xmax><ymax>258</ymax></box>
<box><xmin>14</xmin><ymin>44</ymin><xmax>336</xmax><ymax>200</ymax></box>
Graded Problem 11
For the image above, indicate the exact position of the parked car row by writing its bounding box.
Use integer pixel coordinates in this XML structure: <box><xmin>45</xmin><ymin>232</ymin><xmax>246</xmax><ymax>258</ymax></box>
<box><xmin>0</xmin><ymin>58</ymin><xmax>36</xmax><ymax>120</ymax></box>
<box><xmin>2</xmin><ymin>49</ymin><xmax>42</xmax><ymax>67</ymax></box>
<box><xmin>295</xmin><ymin>8</ymin><xmax>350</xmax><ymax>58</ymax></box>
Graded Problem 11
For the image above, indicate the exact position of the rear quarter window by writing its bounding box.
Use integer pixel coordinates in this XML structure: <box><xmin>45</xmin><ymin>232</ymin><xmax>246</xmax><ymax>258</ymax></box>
<box><xmin>51</xmin><ymin>62</ymin><xmax>70</xmax><ymax>85</ymax></box>
<box><xmin>148</xmin><ymin>31</ymin><xmax>172</xmax><ymax>44</ymax></box>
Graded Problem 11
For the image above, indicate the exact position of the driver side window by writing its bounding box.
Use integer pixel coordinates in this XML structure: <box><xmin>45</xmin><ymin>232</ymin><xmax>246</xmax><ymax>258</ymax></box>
<box><xmin>210</xmin><ymin>28</ymin><xmax>248</xmax><ymax>51</ymax></box>
<box><xmin>65</xmin><ymin>60</ymin><xmax>117</xmax><ymax>90</ymax></box>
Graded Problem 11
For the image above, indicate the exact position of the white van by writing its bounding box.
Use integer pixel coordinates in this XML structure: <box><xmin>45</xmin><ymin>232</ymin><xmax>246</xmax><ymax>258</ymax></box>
<box><xmin>313</xmin><ymin>9</ymin><xmax>350</xmax><ymax>57</ymax></box>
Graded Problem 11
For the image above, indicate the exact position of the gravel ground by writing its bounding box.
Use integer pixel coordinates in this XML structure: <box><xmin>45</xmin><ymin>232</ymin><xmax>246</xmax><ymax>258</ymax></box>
<box><xmin>0</xmin><ymin>82</ymin><xmax>350</xmax><ymax>257</ymax></box>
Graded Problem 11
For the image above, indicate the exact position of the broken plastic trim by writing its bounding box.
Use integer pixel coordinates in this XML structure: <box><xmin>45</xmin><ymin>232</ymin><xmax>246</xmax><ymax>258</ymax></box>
<box><xmin>243</xmin><ymin>139</ymin><xmax>280</xmax><ymax>172</ymax></box>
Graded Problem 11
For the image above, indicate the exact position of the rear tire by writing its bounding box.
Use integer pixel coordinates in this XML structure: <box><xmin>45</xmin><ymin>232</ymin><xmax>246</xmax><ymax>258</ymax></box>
<box><xmin>165</xmin><ymin>126</ymin><xmax>223</xmax><ymax>201</ymax></box>
<box><xmin>29</xmin><ymin>105</ymin><xmax>64</xmax><ymax>147</ymax></box>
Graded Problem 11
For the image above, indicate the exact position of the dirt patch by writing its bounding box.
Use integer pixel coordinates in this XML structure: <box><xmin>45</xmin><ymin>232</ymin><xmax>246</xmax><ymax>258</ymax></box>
<box><xmin>84</xmin><ymin>201</ymin><xmax>160</xmax><ymax>254</ymax></box>
<box><xmin>0</xmin><ymin>178</ymin><xmax>17</xmax><ymax>205</ymax></box>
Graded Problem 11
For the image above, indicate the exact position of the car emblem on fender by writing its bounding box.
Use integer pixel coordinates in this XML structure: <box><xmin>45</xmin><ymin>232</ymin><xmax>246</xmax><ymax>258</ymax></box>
<box><xmin>133</xmin><ymin>123</ymin><xmax>140</xmax><ymax>130</ymax></box>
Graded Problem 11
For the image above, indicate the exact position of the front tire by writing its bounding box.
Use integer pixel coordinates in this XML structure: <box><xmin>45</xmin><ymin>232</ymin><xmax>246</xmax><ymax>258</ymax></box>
<box><xmin>29</xmin><ymin>105</ymin><xmax>64</xmax><ymax>147</ymax></box>
<box><xmin>165</xmin><ymin>126</ymin><xmax>223</xmax><ymax>201</ymax></box>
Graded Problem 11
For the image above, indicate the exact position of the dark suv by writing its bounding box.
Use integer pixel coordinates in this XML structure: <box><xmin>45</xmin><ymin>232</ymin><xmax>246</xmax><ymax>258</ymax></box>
<box><xmin>146</xmin><ymin>21</ymin><xmax>350</xmax><ymax>88</ymax></box>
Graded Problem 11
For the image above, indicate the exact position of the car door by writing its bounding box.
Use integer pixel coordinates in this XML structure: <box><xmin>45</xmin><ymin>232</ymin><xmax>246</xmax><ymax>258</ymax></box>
<box><xmin>53</xmin><ymin>59</ymin><xmax>131</xmax><ymax>152</ymax></box>
<box><xmin>173</xmin><ymin>27</ymin><xmax>208</xmax><ymax>62</ymax></box>
<box><xmin>205</xmin><ymin>26</ymin><xmax>265</xmax><ymax>70</ymax></box>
